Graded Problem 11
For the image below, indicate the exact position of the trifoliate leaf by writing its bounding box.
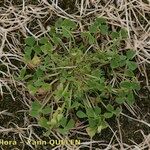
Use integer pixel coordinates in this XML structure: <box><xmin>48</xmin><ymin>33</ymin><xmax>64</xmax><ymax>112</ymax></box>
<box><xmin>104</xmin><ymin>112</ymin><xmax>113</xmax><ymax>118</ymax></box>
<box><xmin>126</xmin><ymin>61</ymin><xmax>138</xmax><ymax>71</ymax></box>
<box><xmin>115</xmin><ymin>97</ymin><xmax>126</xmax><ymax>104</ymax></box>
<box><xmin>126</xmin><ymin>50</ymin><xmax>136</xmax><ymax>60</ymax></box>
<box><xmin>126</xmin><ymin>91</ymin><xmax>135</xmax><ymax>105</ymax></box>
<box><xmin>86</xmin><ymin>127</ymin><xmax>97</xmax><ymax>138</ymax></box>
<box><xmin>66</xmin><ymin>119</ymin><xmax>75</xmax><ymax>129</ymax></box>
<box><xmin>41</xmin><ymin>106</ymin><xmax>52</xmax><ymax>114</ymax></box>
<box><xmin>38</xmin><ymin>117</ymin><xmax>49</xmax><ymax>129</ymax></box>
<box><xmin>25</xmin><ymin>36</ymin><xmax>36</xmax><ymax>47</ymax></box>
<box><xmin>76</xmin><ymin>110</ymin><xmax>87</xmax><ymax>118</ymax></box>
<box><xmin>30</xmin><ymin>55</ymin><xmax>41</xmax><ymax>67</ymax></box>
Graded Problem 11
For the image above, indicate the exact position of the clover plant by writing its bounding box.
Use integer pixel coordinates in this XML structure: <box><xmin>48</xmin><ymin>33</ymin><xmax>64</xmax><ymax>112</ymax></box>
<box><xmin>17</xmin><ymin>18</ymin><xmax>140</xmax><ymax>137</ymax></box>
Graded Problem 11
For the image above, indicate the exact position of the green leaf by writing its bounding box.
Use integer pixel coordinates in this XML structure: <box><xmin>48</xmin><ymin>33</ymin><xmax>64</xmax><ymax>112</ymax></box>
<box><xmin>97</xmin><ymin>120</ymin><xmax>108</xmax><ymax>133</ymax></box>
<box><xmin>120</xmin><ymin>28</ymin><xmax>128</xmax><ymax>38</ymax></box>
<box><xmin>119</xmin><ymin>60</ymin><xmax>126</xmax><ymax>67</ymax></box>
<box><xmin>30</xmin><ymin>101</ymin><xmax>42</xmax><ymax>117</ymax></box>
<box><xmin>95</xmin><ymin>18</ymin><xmax>106</xmax><ymax>25</ymax></box>
<box><xmin>120</xmin><ymin>80</ymin><xmax>140</xmax><ymax>90</ymax></box>
<box><xmin>120</xmin><ymin>55</ymin><xmax>127</xmax><ymax>60</ymax></box>
<box><xmin>110</xmin><ymin>54</ymin><xmax>126</xmax><ymax>68</ymax></box>
<box><xmin>33</xmin><ymin>45</ymin><xmax>41</xmax><ymax>54</ymax></box>
<box><xmin>23</xmin><ymin>74</ymin><xmax>32</xmax><ymax>80</ymax></box>
<box><xmin>48</xmin><ymin>113</ymin><xmax>63</xmax><ymax>126</ymax></box>
<box><xmin>76</xmin><ymin>110</ymin><xmax>87</xmax><ymax>118</ymax></box>
<box><xmin>62</xmin><ymin>27</ymin><xmax>72</xmax><ymax>38</ymax></box>
<box><xmin>66</xmin><ymin>119</ymin><xmax>75</xmax><ymax>129</ymax></box>
<box><xmin>56</xmin><ymin>114</ymin><xmax>63</xmax><ymax>122</ymax></box>
<box><xmin>42</xmin><ymin>83</ymin><xmax>51</xmax><ymax>91</ymax></box>
<box><xmin>34</xmin><ymin>79</ymin><xmax>44</xmax><ymax>87</ymax></box>
<box><xmin>54</xmin><ymin>83</ymin><xmax>68</xmax><ymax>101</ymax></box>
<box><xmin>115</xmin><ymin>97</ymin><xmax>126</xmax><ymax>104</ymax></box>
<box><xmin>86</xmin><ymin>127</ymin><xmax>97</xmax><ymax>138</ymax></box>
<box><xmin>126</xmin><ymin>91</ymin><xmax>135</xmax><ymax>105</ymax></box>
<box><xmin>38</xmin><ymin>117</ymin><xmax>49</xmax><ymax>129</ymax></box>
<box><xmin>25</xmin><ymin>36</ymin><xmax>36</xmax><ymax>47</ymax></box>
<box><xmin>89</xmin><ymin>23</ymin><xmax>98</xmax><ymax>33</ymax></box>
<box><xmin>30</xmin><ymin>110</ymin><xmax>40</xmax><ymax>117</ymax></box>
<box><xmin>113</xmin><ymin>107</ymin><xmax>122</xmax><ymax>116</ymax></box>
<box><xmin>104</xmin><ymin>112</ymin><xmax>113</xmax><ymax>118</ymax></box>
<box><xmin>19</xmin><ymin>67</ymin><xmax>26</xmax><ymax>79</ymax></box>
<box><xmin>40</xmin><ymin>43</ymin><xmax>53</xmax><ymax>54</ymax></box>
<box><xmin>31</xmin><ymin>101</ymin><xmax>42</xmax><ymax>110</ymax></box>
<box><xmin>24</xmin><ymin>46</ymin><xmax>32</xmax><ymax>60</ymax></box>
<box><xmin>58</xmin><ymin>128</ymin><xmax>67</xmax><ymax>135</ymax></box>
<box><xmin>59</xmin><ymin>117</ymin><xmax>67</xmax><ymax>127</ymax></box>
<box><xmin>27</xmin><ymin>84</ymin><xmax>37</xmax><ymax>95</ymax></box>
<box><xmin>110</xmin><ymin>31</ymin><xmax>119</xmax><ymax>39</ymax></box>
<box><xmin>120</xmin><ymin>81</ymin><xmax>131</xmax><ymax>89</ymax></box>
<box><xmin>71</xmin><ymin>101</ymin><xmax>80</xmax><ymax>110</ymax></box>
<box><xmin>62</xmin><ymin>19</ymin><xmax>76</xmax><ymax>30</ymax></box>
<box><xmin>110</xmin><ymin>59</ymin><xmax>120</xmax><ymax>68</ymax></box>
<box><xmin>81</xmin><ymin>32</ymin><xmax>96</xmax><ymax>44</ymax></box>
<box><xmin>35</xmin><ymin>68</ymin><xmax>44</xmax><ymax>78</ymax></box>
<box><xmin>86</xmin><ymin>108</ymin><xmax>95</xmax><ymax>118</ymax></box>
<box><xmin>126</xmin><ymin>50</ymin><xmax>136</xmax><ymax>60</ymax></box>
<box><xmin>89</xmin><ymin>34</ymin><xmax>96</xmax><ymax>44</ymax></box>
<box><xmin>52</xmin><ymin>35</ymin><xmax>62</xmax><ymax>45</ymax></box>
<box><xmin>124</xmin><ymin>69</ymin><xmax>134</xmax><ymax>77</ymax></box>
<box><xmin>106</xmin><ymin>104</ymin><xmax>114</xmax><ymax>112</ymax></box>
<box><xmin>41</xmin><ymin>106</ymin><xmax>52</xmax><ymax>114</ymax></box>
<box><xmin>39</xmin><ymin>37</ymin><xmax>49</xmax><ymax>44</ymax></box>
<box><xmin>126</xmin><ymin>61</ymin><xmax>138</xmax><ymax>71</ymax></box>
<box><xmin>30</xmin><ymin>55</ymin><xmax>41</xmax><ymax>67</ymax></box>
<box><xmin>55</xmin><ymin>18</ymin><xmax>63</xmax><ymax>28</ymax></box>
<box><xmin>88</xmin><ymin>118</ymin><xmax>98</xmax><ymax>128</ymax></box>
<box><xmin>130</xmin><ymin>82</ymin><xmax>140</xmax><ymax>90</ymax></box>
<box><xmin>99</xmin><ymin>24</ymin><xmax>108</xmax><ymax>35</ymax></box>
<box><xmin>94</xmin><ymin>106</ymin><xmax>101</xmax><ymax>115</ymax></box>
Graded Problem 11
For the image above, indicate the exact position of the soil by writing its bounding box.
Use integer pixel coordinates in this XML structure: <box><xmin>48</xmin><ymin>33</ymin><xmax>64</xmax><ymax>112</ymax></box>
<box><xmin>0</xmin><ymin>93</ymin><xmax>26</xmax><ymax>149</ymax></box>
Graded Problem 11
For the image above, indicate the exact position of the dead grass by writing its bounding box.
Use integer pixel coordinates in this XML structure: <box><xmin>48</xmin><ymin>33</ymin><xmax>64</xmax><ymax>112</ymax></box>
<box><xmin>0</xmin><ymin>0</ymin><xmax>150</xmax><ymax>149</ymax></box>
